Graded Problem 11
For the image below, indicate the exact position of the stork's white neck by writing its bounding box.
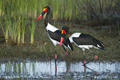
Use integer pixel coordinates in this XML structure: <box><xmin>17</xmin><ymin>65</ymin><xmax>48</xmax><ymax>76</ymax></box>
<box><xmin>69</xmin><ymin>33</ymin><xmax>81</xmax><ymax>43</ymax></box>
<box><xmin>46</xmin><ymin>23</ymin><xmax>59</xmax><ymax>32</ymax></box>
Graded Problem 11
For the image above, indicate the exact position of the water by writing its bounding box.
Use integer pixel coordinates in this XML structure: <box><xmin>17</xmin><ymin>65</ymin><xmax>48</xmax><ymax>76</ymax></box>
<box><xmin>0</xmin><ymin>60</ymin><xmax>120</xmax><ymax>80</ymax></box>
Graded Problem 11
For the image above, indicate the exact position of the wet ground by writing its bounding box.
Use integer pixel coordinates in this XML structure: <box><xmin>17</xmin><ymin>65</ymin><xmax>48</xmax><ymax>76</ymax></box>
<box><xmin>0</xmin><ymin>59</ymin><xmax>120</xmax><ymax>80</ymax></box>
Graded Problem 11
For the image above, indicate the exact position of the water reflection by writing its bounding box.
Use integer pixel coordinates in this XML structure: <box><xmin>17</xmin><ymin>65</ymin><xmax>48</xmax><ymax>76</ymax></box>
<box><xmin>0</xmin><ymin>60</ymin><xmax>120</xmax><ymax>79</ymax></box>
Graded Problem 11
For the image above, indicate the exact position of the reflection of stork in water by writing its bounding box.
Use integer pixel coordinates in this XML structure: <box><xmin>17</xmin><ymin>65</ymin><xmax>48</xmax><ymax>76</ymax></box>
<box><xmin>49</xmin><ymin>59</ymin><xmax>57</xmax><ymax>77</ymax></box>
<box><xmin>64</xmin><ymin>58</ymin><xmax>72</xmax><ymax>79</ymax></box>
<box><xmin>65</xmin><ymin>58</ymin><xmax>71</xmax><ymax>73</ymax></box>
<box><xmin>83</xmin><ymin>64</ymin><xmax>98</xmax><ymax>76</ymax></box>
<box><xmin>55</xmin><ymin>60</ymin><xmax>57</xmax><ymax>77</ymax></box>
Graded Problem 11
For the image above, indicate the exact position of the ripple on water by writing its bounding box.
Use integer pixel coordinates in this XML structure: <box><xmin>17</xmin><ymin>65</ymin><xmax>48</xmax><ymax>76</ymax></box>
<box><xmin>0</xmin><ymin>60</ymin><xmax>120</xmax><ymax>80</ymax></box>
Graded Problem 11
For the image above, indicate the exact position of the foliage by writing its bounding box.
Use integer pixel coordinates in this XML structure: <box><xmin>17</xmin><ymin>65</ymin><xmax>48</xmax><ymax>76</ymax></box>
<box><xmin>0</xmin><ymin>0</ymin><xmax>120</xmax><ymax>44</ymax></box>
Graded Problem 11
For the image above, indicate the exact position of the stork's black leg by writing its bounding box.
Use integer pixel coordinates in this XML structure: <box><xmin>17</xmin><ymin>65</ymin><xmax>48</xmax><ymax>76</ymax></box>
<box><xmin>54</xmin><ymin>48</ymin><xmax>57</xmax><ymax>60</ymax></box>
<box><xmin>88</xmin><ymin>49</ymin><xmax>94</xmax><ymax>55</ymax></box>
<box><xmin>55</xmin><ymin>58</ymin><xmax>57</xmax><ymax>77</ymax></box>
<box><xmin>54</xmin><ymin>48</ymin><xmax>57</xmax><ymax>77</ymax></box>
<box><xmin>88</xmin><ymin>49</ymin><xmax>98</xmax><ymax>60</ymax></box>
<box><xmin>82</xmin><ymin>49</ymin><xmax>87</xmax><ymax>64</ymax></box>
<box><xmin>83</xmin><ymin>52</ymin><xmax>86</xmax><ymax>60</ymax></box>
<box><xmin>62</xmin><ymin>45</ymin><xmax>68</xmax><ymax>55</ymax></box>
<box><xmin>62</xmin><ymin>45</ymin><xmax>66</xmax><ymax>52</ymax></box>
<box><xmin>83</xmin><ymin>49</ymin><xmax>98</xmax><ymax>66</ymax></box>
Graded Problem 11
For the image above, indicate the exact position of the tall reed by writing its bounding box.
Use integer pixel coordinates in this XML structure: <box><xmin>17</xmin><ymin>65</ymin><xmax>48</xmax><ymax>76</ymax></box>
<box><xmin>33</xmin><ymin>0</ymin><xmax>37</xmax><ymax>18</ymax></box>
<box><xmin>30</xmin><ymin>20</ymin><xmax>36</xmax><ymax>45</ymax></box>
<box><xmin>17</xmin><ymin>17</ymin><xmax>21</xmax><ymax>45</ymax></box>
<box><xmin>4</xmin><ymin>17</ymin><xmax>9</xmax><ymax>43</ymax></box>
<box><xmin>11</xmin><ymin>18</ymin><xmax>17</xmax><ymax>43</ymax></box>
<box><xmin>0</xmin><ymin>0</ymin><xmax>119</xmax><ymax>45</ymax></box>
<box><xmin>52</xmin><ymin>0</ymin><xmax>59</xmax><ymax>20</ymax></box>
<box><xmin>0</xmin><ymin>0</ymin><xmax>2</xmax><ymax>16</ymax></box>
<box><xmin>21</xmin><ymin>18</ymin><xmax>26</xmax><ymax>44</ymax></box>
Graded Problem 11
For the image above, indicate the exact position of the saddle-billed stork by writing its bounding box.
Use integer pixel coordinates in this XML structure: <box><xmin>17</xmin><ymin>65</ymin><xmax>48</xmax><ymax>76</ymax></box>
<box><xmin>36</xmin><ymin>6</ymin><xmax>73</xmax><ymax>60</ymax></box>
<box><xmin>69</xmin><ymin>33</ymin><xmax>105</xmax><ymax>64</ymax></box>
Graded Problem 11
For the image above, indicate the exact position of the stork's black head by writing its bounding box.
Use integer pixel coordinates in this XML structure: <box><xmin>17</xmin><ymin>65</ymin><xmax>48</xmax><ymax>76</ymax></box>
<box><xmin>60</xmin><ymin>26</ymin><xmax>69</xmax><ymax>46</ymax></box>
<box><xmin>36</xmin><ymin>6</ymin><xmax>50</xmax><ymax>21</ymax></box>
<box><xmin>61</xmin><ymin>26</ymin><xmax>69</xmax><ymax>38</ymax></box>
<box><xmin>62</xmin><ymin>26</ymin><xmax>69</xmax><ymax>34</ymax></box>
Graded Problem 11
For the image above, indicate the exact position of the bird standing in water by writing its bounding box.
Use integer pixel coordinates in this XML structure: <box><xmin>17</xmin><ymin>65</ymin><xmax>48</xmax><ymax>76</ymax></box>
<box><xmin>36</xmin><ymin>6</ymin><xmax>73</xmax><ymax>60</ymax></box>
<box><xmin>69</xmin><ymin>33</ymin><xmax>105</xmax><ymax>64</ymax></box>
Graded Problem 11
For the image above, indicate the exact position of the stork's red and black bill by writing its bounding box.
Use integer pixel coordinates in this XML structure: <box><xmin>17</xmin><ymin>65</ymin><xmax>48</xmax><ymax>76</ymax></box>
<box><xmin>59</xmin><ymin>37</ymin><xmax>64</xmax><ymax>46</ymax></box>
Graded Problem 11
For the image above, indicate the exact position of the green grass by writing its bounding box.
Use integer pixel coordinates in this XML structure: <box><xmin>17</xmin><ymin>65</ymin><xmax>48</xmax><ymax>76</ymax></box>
<box><xmin>0</xmin><ymin>0</ymin><xmax>119</xmax><ymax>44</ymax></box>
<box><xmin>0</xmin><ymin>21</ymin><xmax>120</xmax><ymax>62</ymax></box>
<box><xmin>0</xmin><ymin>0</ymin><xmax>120</xmax><ymax>61</ymax></box>
<box><xmin>21</xmin><ymin>18</ymin><xmax>26</xmax><ymax>44</ymax></box>
<box><xmin>30</xmin><ymin>19</ymin><xmax>36</xmax><ymax>45</ymax></box>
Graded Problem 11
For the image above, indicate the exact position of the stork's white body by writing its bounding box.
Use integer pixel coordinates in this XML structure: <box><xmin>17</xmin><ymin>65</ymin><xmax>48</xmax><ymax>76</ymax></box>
<box><xmin>69</xmin><ymin>32</ymin><xmax>104</xmax><ymax>51</ymax></box>
<box><xmin>46</xmin><ymin>23</ymin><xmax>60</xmax><ymax>46</ymax></box>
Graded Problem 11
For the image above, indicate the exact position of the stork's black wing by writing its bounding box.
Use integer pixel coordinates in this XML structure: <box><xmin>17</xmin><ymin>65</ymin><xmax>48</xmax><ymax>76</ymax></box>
<box><xmin>47</xmin><ymin>30</ymin><xmax>61</xmax><ymax>42</ymax></box>
<box><xmin>64</xmin><ymin>37</ymin><xmax>73</xmax><ymax>51</ymax></box>
<box><xmin>47</xmin><ymin>30</ymin><xmax>73</xmax><ymax>51</ymax></box>
<box><xmin>73</xmin><ymin>33</ymin><xmax>104</xmax><ymax>49</ymax></box>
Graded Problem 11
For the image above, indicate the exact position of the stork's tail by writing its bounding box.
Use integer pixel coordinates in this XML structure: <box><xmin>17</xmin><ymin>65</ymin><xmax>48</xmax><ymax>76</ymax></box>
<box><xmin>67</xmin><ymin>38</ymin><xmax>73</xmax><ymax>51</ymax></box>
<box><xmin>96</xmin><ymin>39</ymin><xmax>105</xmax><ymax>50</ymax></box>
